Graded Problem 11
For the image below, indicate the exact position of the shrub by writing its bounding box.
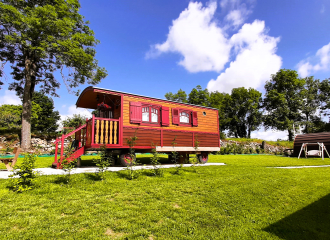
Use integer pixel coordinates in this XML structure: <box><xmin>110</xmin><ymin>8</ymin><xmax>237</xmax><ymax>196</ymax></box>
<box><xmin>94</xmin><ymin>145</ymin><xmax>113</xmax><ymax>180</ymax></box>
<box><xmin>8</xmin><ymin>153</ymin><xmax>38</xmax><ymax>192</ymax></box>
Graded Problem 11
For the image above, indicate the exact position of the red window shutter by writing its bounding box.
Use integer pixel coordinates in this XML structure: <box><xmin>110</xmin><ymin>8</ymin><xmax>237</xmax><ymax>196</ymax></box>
<box><xmin>161</xmin><ymin>106</ymin><xmax>169</xmax><ymax>126</ymax></box>
<box><xmin>192</xmin><ymin>111</ymin><xmax>198</xmax><ymax>126</ymax></box>
<box><xmin>172</xmin><ymin>108</ymin><xmax>179</xmax><ymax>125</ymax></box>
<box><xmin>130</xmin><ymin>102</ymin><xmax>142</xmax><ymax>124</ymax></box>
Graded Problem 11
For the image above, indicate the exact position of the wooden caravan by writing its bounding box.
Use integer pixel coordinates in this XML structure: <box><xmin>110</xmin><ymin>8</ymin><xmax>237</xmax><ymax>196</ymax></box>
<box><xmin>52</xmin><ymin>86</ymin><xmax>220</xmax><ymax>168</ymax></box>
<box><xmin>293</xmin><ymin>132</ymin><xmax>330</xmax><ymax>157</ymax></box>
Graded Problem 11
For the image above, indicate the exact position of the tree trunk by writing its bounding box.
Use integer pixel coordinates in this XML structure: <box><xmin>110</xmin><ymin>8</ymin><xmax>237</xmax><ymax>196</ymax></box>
<box><xmin>288</xmin><ymin>129</ymin><xmax>294</xmax><ymax>141</ymax></box>
<box><xmin>21</xmin><ymin>57</ymin><xmax>36</xmax><ymax>150</ymax></box>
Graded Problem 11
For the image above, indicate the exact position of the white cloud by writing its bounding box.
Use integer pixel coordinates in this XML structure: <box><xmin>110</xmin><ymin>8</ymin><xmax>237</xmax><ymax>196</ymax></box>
<box><xmin>251</xmin><ymin>129</ymin><xmax>288</xmax><ymax>141</ymax></box>
<box><xmin>0</xmin><ymin>90</ymin><xmax>21</xmax><ymax>105</ymax></box>
<box><xmin>207</xmin><ymin>20</ymin><xmax>282</xmax><ymax>93</ymax></box>
<box><xmin>297</xmin><ymin>42</ymin><xmax>330</xmax><ymax>77</ymax></box>
<box><xmin>321</xmin><ymin>4</ymin><xmax>325</xmax><ymax>14</ymax></box>
<box><xmin>147</xmin><ymin>1</ymin><xmax>281</xmax><ymax>93</ymax></box>
<box><xmin>221</xmin><ymin>0</ymin><xmax>253</xmax><ymax>29</ymax></box>
<box><xmin>58</xmin><ymin>105</ymin><xmax>92</xmax><ymax>129</ymax></box>
<box><xmin>146</xmin><ymin>1</ymin><xmax>231</xmax><ymax>73</ymax></box>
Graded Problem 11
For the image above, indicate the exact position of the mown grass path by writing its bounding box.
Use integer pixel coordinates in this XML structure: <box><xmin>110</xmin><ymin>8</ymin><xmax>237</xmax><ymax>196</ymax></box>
<box><xmin>0</xmin><ymin>155</ymin><xmax>329</xmax><ymax>239</ymax></box>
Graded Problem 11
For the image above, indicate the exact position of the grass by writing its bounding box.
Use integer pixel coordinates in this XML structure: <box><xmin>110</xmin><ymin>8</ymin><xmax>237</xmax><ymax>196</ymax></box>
<box><xmin>226</xmin><ymin>138</ymin><xmax>293</xmax><ymax>148</ymax></box>
<box><xmin>0</xmin><ymin>155</ymin><xmax>330</xmax><ymax>239</ymax></box>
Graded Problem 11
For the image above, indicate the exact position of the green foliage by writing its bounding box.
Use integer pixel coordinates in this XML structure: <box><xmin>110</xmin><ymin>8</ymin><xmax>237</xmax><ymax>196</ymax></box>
<box><xmin>8</xmin><ymin>153</ymin><xmax>38</xmax><ymax>192</ymax></box>
<box><xmin>93</xmin><ymin>145</ymin><xmax>112</xmax><ymax>180</ymax></box>
<box><xmin>150</xmin><ymin>147</ymin><xmax>163</xmax><ymax>177</ymax></box>
<box><xmin>188</xmin><ymin>85</ymin><xmax>210</xmax><ymax>106</ymax></box>
<box><xmin>226</xmin><ymin>87</ymin><xmax>263</xmax><ymax>138</ymax></box>
<box><xmin>59</xmin><ymin>147</ymin><xmax>77</xmax><ymax>183</ymax></box>
<box><xmin>209</xmin><ymin>91</ymin><xmax>231</xmax><ymax>134</ymax></box>
<box><xmin>165</xmin><ymin>89</ymin><xmax>188</xmax><ymax>103</ymax></box>
<box><xmin>0</xmin><ymin>103</ymin><xmax>41</xmax><ymax>131</ymax></box>
<box><xmin>1</xmin><ymin>139</ymin><xmax>15</xmax><ymax>154</ymax></box>
<box><xmin>125</xmin><ymin>136</ymin><xmax>139</xmax><ymax>180</ymax></box>
<box><xmin>190</xmin><ymin>137</ymin><xmax>200</xmax><ymax>172</ymax></box>
<box><xmin>299</xmin><ymin>77</ymin><xmax>321</xmax><ymax>133</ymax></box>
<box><xmin>0</xmin><ymin>0</ymin><xmax>107</xmax><ymax>148</ymax></box>
<box><xmin>32</xmin><ymin>92</ymin><xmax>60</xmax><ymax>133</ymax></box>
<box><xmin>227</xmin><ymin>138</ymin><xmax>293</xmax><ymax>148</ymax></box>
<box><xmin>263</xmin><ymin>69</ymin><xmax>306</xmax><ymax>141</ymax></box>
<box><xmin>220</xmin><ymin>132</ymin><xmax>227</xmax><ymax>139</ymax></box>
<box><xmin>62</xmin><ymin>114</ymin><xmax>87</xmax><ymax>128</ymax></box>
<box><xmin>171</xmin><ymin>136</ymin><xmax>182</xmax><ymax>175</ymax></box>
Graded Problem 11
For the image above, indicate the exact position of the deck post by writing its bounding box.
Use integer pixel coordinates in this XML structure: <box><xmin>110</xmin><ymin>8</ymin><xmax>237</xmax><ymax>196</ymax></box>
<box><xmin>54</xmin><ymin>138</ymin><xmax>58</xmax><ymax>165</ymax></box>
<box><xmin>85</xmin><ymin>118</ymin><xmax>89</xmax><ymax>147</ymax></box>
<box><xmin>120</xmin><ymin>94</ymin><xmax>124</xmax><ymax>146</ymax></box>
<box><xmin>60</xmin><ymin>134</ymin><xmax>64</xmax><ymax>158</ymax></box>
<box><xmin>91</xmin><ymin>114</ymin><xmax>95</xmax><ymax>145</ymax></box>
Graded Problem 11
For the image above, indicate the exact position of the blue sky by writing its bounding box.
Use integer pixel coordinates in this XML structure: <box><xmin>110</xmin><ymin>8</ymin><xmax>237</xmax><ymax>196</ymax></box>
<box><xmin>1</xmin><ymin>0</ymin><xmax>330</xmax><ymax>140</ymax></box>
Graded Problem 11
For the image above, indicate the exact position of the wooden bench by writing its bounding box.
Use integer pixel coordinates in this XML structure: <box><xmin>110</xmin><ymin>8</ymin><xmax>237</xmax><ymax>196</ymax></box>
<box><xmin>0</xmin><ymin>147</ymin><xmax>21</xmax><ymax>171</ymax></box>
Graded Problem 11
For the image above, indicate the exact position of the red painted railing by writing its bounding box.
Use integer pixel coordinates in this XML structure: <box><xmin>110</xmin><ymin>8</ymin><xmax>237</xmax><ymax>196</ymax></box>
<box><xmin>53</xmin><ymin>120</ymin><xmax>90</xmax><ymax>168</ymax></box>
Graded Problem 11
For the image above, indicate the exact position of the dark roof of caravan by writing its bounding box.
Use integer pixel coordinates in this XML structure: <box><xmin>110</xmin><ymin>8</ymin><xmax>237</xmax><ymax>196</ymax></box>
<box><xmin>293</xmin><ymin>132</ymin><xmax>330</xmax><ymax>156</ymax></box>
<box><xmin>76</xmin><ymin>86</ymin><xmax>218</xmax><ymax>110</ymax></box>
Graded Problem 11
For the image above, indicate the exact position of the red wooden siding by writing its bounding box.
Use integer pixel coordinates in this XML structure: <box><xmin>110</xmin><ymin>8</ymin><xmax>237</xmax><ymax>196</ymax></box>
<box><xmin>163</xmin><ymin>131</ymin><xmax>193</xmax><ymax>147</ymax></box>
<box><xmin>123</xmin><ymin>127</ymin><xmax>219</xmax><ymax>148</ymax></box>
<box><xmin>195</xmin><ymin>133</ymin><xmax>219</xmax><ymax>147</ymax></box>
<box><xmin>123</xmin><ymin>127</ymin><xmax>161</xmax><ymax>147</ymax></box>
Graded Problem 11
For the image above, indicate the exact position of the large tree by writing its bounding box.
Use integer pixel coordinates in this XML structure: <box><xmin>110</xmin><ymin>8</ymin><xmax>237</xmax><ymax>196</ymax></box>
<box><xmin>319</xmin><ymin>78</ymin><xmax>330</xmax><ymax>116</ymax></box>
<box><xmin>209</xmin><ymin>91</ymin><xmax>231</xmax><ymax>134</ymax></box>
<box><xmin>165</xmin><ymin>89</ymin><xmax>187</xmax><ymax>103</ymax></box>
<box><xmin>301</xmin><ymin>76</ymin><xmax>320</xmax><ymax>133</ymax></box>
<box><xmin>188</xmin><ymin>85</ymin><xmax>210</xmax><ymax>106</ymax></box>
<box><xmin>32</xmin><ymin>91</ymin><xmax>60</xmax><ymax>133</ymax></box>
<box><xmin>225</xmin><ymin>87</ymin><xmax>262</xmax><ymax>138</ymax></box>
<box><xmin>263</xmin><ymin>69</ymin><xmax>305</xmax><ymax>141</ymax></box>
<box><xmin>0</xmin><ymin>0</ymin><xmax>107</xmax><ymax>149</ymax></box>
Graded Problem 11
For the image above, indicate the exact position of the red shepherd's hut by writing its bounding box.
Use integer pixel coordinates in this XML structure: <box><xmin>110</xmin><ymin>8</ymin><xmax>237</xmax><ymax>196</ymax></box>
<box><xmin>52</xmin><ymin>86</ymin><xmax>220</xmax><ymax>168</ymax></box>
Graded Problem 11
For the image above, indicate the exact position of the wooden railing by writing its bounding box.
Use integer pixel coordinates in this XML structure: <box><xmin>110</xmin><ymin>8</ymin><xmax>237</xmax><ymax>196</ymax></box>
<box><xmin>94</xmin><ymin>117</ymin><xmax>120</xmax><ymax>145</ymax></box>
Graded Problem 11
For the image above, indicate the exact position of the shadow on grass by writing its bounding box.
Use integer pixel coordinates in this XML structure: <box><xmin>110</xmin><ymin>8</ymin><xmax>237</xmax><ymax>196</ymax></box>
<box><xmin>84</xmin><ymin>173</ymin><xmax>102</xmax><ymax>181</ymax></box>
<box><xmin>53</xmin><ymin>175</ymin><xmax>70</xmax><ymax>185</ymax></box>
<box><xmin>264</xmin><ymin>193</ymin><xmax>330</xmax><ymax>240</ymax></box>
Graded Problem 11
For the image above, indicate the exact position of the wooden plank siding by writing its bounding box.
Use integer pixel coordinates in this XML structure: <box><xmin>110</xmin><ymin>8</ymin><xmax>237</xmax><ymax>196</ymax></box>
<box><xmin>293</xmin><ymin>132</ymin><xmax>330</xmax><ymax>157</ymax></box>
<box><xmin>123</xmin><ymin>127</ymin><xmax>161</xmax><ymax>147</ymax></box>
<box><xmin>123</xmin><ymin>95</ymin><xmax>219</xmax><ymax>133</ymax></box>
<box><xmin>123</xmin><ymin>127</ymin><xmax>219</xmax><ymax>148</ymax></box>
<box><xmin>195</xmin><ymin>133</ymin><xmax>219</xmax><ymax>147</ymax></box>
<box><xmin>162</xmin><ymin>131</ymin><xmax>193</xmax><ymax>147</ymax></box>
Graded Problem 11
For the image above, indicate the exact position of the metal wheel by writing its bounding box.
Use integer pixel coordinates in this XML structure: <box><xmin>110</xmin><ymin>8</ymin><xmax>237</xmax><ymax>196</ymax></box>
<box><xmin>197</xmin><ymin>153</ymin><xmax>209</xmax><ymax>164</ymax></box>
<box><xmin>120</xmin><ymin>152</ymin><xmax>136</xmax><ymax>166</ymax></box>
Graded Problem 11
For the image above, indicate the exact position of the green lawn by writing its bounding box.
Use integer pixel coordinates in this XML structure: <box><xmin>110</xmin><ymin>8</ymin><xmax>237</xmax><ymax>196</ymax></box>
<box><xmin>0</xmin><ymin>155</ymin><xmax>330</xmax><ymax>239</ymax></box>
